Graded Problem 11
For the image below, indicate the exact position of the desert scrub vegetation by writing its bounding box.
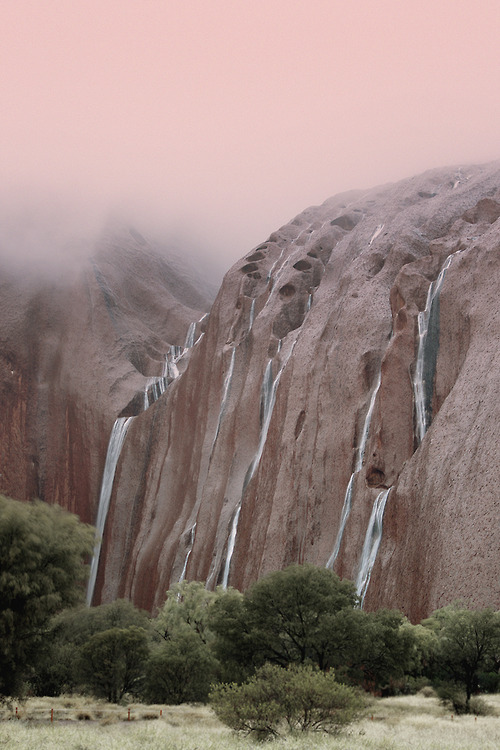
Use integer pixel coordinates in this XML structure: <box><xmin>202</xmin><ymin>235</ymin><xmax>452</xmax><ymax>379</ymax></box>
<box><xmin>210</xmin><ymin>663</ymin><xmax>367</xmax><ymax>739</ymax></box>
<box><xmin>0</xmin><ymin>694</ymin><xmax>499</xmax><ymax>749</ymax></box>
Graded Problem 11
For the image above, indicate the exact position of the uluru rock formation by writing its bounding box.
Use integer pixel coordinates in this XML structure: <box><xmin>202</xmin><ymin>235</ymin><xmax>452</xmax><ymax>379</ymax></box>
<box><xmin>2</xmin><ymin>164</ymin><xmax>500</xmax><ymax>622</ymax></box>
<box><xmin>0</xmin><ymin>224</ymin><xmax>213</xmax><ymax>533</ymax></box>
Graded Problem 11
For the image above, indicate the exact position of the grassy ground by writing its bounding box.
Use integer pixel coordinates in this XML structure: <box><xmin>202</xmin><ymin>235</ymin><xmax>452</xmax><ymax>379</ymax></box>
<box><xmin>0</xmin><ymin>693</ymin><xmax>498</xmax><ymax>749</ymax></box>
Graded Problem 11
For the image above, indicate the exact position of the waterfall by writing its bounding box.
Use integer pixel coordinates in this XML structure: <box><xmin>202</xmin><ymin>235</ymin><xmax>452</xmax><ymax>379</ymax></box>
<box><xmin>356</xmin><ymin>488</ymin><xmax>391</xmax><ymax>606</ymax></box>
<box><xmin>248</xmin><ymin>298</ymin><xmax>256</xmax><ymax>331</ymax></box>
<box><xmin>244</xmin><ymin>345</ymin><xmax>295</xmax><ymax>493</ymax></box>
<box><xmin>413</xmin><ymin>253</ymin><xmax>456</xmax><ymax>443</ymax></box>
<box><xmin>222</xmin><ymin>343</ymin><xmax>296</xmax><ymax>588</ymax></box>
<box><xmin>326</xmin><ymin>371</ymin><xmax>382</xmax><ymax>569</ymax></box>
<box><xmin>86</xmin><ymin>416</ymin><xmax>134</xmax><ymax>605</ymax></box>
<box><xmin>369</xmin><ymin>223</ymin><xmax>384</xmax><ymax>245</ymax></box>
<box><xmin>167</xmin><ymin>346</ymin><xmax>181</xmax><ymax>380</ymax></box>
<box><xmin>144</xmin><ymin>347</ymin><xmax>182</xmax><ymax>410</ymax></box>
<box><xmin>211</xmin><ymin>346</ymin><xmax>236</xmax><ymax>451</ymax></box>
<box><xmin>221</xmin><ymin>506</ymin><xmax>241</xmax><ymax>589</ymax></box>
<box><xmin>87</xmin><ymin>316</ymin><xmax>205</xmax><ymax>604</ymax></box>
<box><xmin>266</xmin><ymin>247</ymin><xmax>286</xmax><ymax>282</ymax></box>
<box><xmin>178</xmin><ymin>523</ymin><xmax>197</xmax><ymax>583</ymax></box>
<box><xmin>184</xmin><ymin>321</ymin><xmax>196</xmax><ymax>349</ymax></box>
<box><xmin>169</xmin><ymin>343</ymin><xmax>183</xmax><ymax>361</ymax></box>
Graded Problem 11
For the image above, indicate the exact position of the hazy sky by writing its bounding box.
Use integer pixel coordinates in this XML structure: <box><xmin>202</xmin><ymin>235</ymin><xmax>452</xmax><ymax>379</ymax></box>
<box><xmin>2</xmin><ymin>0</ymin><xmax>500</xmax><ymax>271</ymax></box>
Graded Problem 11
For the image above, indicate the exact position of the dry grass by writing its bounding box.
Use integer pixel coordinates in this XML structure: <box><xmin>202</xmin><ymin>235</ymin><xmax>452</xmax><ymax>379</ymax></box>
<box><xmin>0</xmin><ymin>693</ymin><xmax>498</xmax><ymax>749</ymax></box>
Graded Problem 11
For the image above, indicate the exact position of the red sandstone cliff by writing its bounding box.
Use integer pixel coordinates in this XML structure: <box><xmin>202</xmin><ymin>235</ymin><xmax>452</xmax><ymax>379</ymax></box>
<box><xmin>2</xmin><ymin>165</ymin><xmax>500</xmax><ymax>622</ymax></box>
<box><xmin>0</xmin><ymin>225</ymin><xmax>212</xmax><ymax>529</ymax></box>
<box><xmin>96</xmin><ymin>163</ymin><xmax>500</xmax><ymax>621</ymax></box>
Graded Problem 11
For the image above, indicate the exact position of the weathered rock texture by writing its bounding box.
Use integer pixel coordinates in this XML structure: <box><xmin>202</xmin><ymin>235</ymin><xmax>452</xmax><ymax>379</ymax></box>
<box><xmin>0</xmin><ymin>226</ymin><xmax>212</xmax><ymax>528</ymax></box>
<box><xmin>3</xmin><ymin>165</ymin><xmax>500</xmax><ymax>622</ymax></box>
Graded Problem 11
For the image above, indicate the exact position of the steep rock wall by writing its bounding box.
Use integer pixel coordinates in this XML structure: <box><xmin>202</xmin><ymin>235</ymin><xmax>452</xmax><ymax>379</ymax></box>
<box><xmin>0</xmin><ymin>227</ymin><xmax>211</xmax><ymax>531</ymax></box>
<box><xmin>97</xmin><ymin>163</ymin><xmax>500</xmax><ymax>620</ymax></box>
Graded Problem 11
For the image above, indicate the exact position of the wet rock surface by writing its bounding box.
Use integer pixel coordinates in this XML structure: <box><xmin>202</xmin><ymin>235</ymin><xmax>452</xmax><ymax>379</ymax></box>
<box><xmin>0</xmin><ymin>226</ymin><xmax>212</xmax><ymax>530</ymax></box>
<box><xmin>2</xmin><ymin>164</ymin><xmax>500</xmax><ymax>621</ymax></box>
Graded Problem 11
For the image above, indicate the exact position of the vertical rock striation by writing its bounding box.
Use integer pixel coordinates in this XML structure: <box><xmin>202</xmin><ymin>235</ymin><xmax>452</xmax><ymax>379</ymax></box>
<box><xmin>96</xmin><ymin>163</ymin><xmax>500</xmax><ymax>620</ymax></box>
<box><xmin>2</xmin><ymin>164</ymin><xmax>500</xmax><ymax>621</ymax></box>
<box><xmin>0</xmin><ymin>225</ymin><xmax>212</xmax><ymax>550</ymax></box>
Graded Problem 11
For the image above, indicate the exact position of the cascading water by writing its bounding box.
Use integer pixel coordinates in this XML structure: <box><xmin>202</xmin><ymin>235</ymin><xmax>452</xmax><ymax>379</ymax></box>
<box><xmin>145</xmin><ymin>316</ymin><xmax>207</xmax><ymax>409</ymax></box>
<box><xmin>248</xmin><ymin>298</ymin><xmax>256</xmax><ymax>331</ymax></box>
<box><xmin>88</xmin><ymin>317</ymin><xmax>206</xmax><ymax>603</ymax></box>
<box><xmin>86</xmin><ymin>416</ymin><xmax>134</xmax><ymax>605</ymax></box>
<box><xmin>356</xmin><ymin>487</ymin><xmax>391</xmax><ymax>606</ymax></box>
<box><xmin>413</xmin><ymin>252</ymin><xmax>458</xmax><ymax>443</ymax></box>
<box><xmin>266</xmin><ymin>248</ymin><xmax>286</xmax><ymax>282</ymax></box>
<box><xmin>211</xmin><ymin>346</ymin><xmax>236</xmax><ymax>452</ymax></box>
<box><xmin>178</xmin><ymin>523</ymin><xmax>197</xmax><ymax>583</ymax></box>
<box><xmin>221</xmin><ymin>342</ymin><xmax>296</xmax><ymax>588</ymax></box>
<box><xmin>369</xmin><ymin>223</ymin><xmax>384</xmax><ymax>245</ymax></box>
<box><xmin>184</xmin><ymin>321</ymin><xmax>196</xmax><ymax>349</ymax></box>
<box><xmin>326</xmin><ymin>371</ymin><xmax>382</xmax><ymax>569</ymax></box>
<box><xmin>221</xmin><ymin>506</ymin><xmax>241</xmax><ymax>589</ymax></box>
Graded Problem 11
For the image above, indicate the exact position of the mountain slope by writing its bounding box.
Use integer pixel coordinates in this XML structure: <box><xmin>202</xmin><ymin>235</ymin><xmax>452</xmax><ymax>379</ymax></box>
<box><xmin>95</xmin><ymin>163</ymin><xmax>500</xmax><ymax>621</ymax></box>
<box><xmin>0</xmin><ymin>226</ymin><xmax>212</xmax><ymax>528</ymax></box>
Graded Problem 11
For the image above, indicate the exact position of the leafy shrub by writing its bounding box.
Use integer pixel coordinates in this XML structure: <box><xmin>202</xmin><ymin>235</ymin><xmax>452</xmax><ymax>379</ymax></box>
<box><xmin>438</xmin><ymin>684</ymin><xmax>497</xmax><ymax>716</ymax></box>
<box><xmin>469</xmin><ymin>696</ymin><xmax>496</xmax><ymax>716</ymax></box>
<box><xmin>210</xmin><ymin>663</ymin><xmax>365</xmax><ymax>739</ymax></box>
<box><xmin>418</xmin><ymin>685</ymin><xmax>437</xmax><ymax>698</ymax></box>
<box><xmin>77</xmin><ymin>625</ymin><xmax>150</xmax><ymax>702</ymax></box>
<box><xmin>437</xmin><ymin>684</ymin><xmax>471</xmax><ymax>714</ymax></box>
<box><xmin>143</xmin><ymin>631</ymin><xmax>219</xmax><ymax>704</ymax></box>
<box><xmin>0</xmin><ymin>496</ymin><xmax>94</xmax><ymax>696</ymax></box>
<box><xmin>478</xmin><ymin>670</ymin><xmax>500</xmax><ymax>694</ymax></box>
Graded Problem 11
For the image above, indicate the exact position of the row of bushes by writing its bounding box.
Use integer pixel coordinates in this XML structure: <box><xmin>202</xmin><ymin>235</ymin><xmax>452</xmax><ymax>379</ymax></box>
<box><xmin>30</xmin><ymin>570</ymin><xmax>500</xmax><ymax>717</ymax></box>
<box><xmin>1</xmin><ymin>497</ymin><xmax>499</xmax><ymax>724</ymax></box>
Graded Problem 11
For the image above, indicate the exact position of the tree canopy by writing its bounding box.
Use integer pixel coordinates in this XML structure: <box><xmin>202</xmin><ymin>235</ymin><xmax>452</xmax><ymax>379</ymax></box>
<box><xmin>0</xmin><ymin>495</ymin><xmax>94</xmax><ymax>696</ymax></box>
<box><xmin>209</xmin><ymin>564</ymin><xmax>359</xmax><ymax>673</ymax></box>
<box><xmin>423</xmin><ymin>605</ymin><xmax>500</xmax><ymax>709</ymax></box>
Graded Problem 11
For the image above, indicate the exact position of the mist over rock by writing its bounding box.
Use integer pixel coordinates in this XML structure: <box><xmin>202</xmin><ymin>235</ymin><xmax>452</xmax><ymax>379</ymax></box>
<box><xmin>0</xmin><ymin>225</ymin><xmax>213</xmax><ymax>527</ymax></box>
<box><xmin>2</xmin><ymin>163</ymin><xmax>500</xmax><ymax>622</ymax></box>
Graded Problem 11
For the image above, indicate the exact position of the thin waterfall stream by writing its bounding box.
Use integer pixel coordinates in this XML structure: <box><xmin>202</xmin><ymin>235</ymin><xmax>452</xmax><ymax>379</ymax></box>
<box><xmin>326</xmin><ymin>371</ymin><xmax>382</xmax><ymax>569</ymax></box>
<box><xmin>211</xmin><ymin>346</ymin><xmax>236</xmax><ymax>454</ymax></box>
<box><xmin>413</xmin><ymin>252</ymin><xmax>459</xmax><ymax>443</ymax></box>
<box><xmin>221</xmin><ymin>341</ymin><xmax>296</xmax><ymax>588</ymax></box>
<box><xmin>87</xmin><ymin>316</ymin><xmax>204</xmax><ymax>604</ymax></box>
<box><xmin>356</xmin><ymin>487</ymin><xmax>391</xmax><ymax>606</ymax></box>
<box><xmin>178</xmin><ymin>523</ymin><xmax>197</xmax><ymax>583</ymax></box>
<box><xmin>86</xmin><ymin>416</ymin><xmax>134</xmax><ymax>605</ymax></box>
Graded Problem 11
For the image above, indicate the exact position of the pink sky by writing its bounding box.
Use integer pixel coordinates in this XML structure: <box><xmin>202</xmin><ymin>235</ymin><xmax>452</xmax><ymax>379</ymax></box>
<box><xmin>2</xmin><ymin>0</ymin><xmax>500</xmax><ymax>270</ymax></box>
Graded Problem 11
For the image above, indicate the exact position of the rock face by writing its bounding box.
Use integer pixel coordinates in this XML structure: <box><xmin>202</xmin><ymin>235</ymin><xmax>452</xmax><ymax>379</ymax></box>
<box><xmin>0</xmin><ymin>225</ymin><xmax>212</xmax><ymax>531</ymax></box>
<box><xmin>3</xmin><ymin>165</ymin><xmax>500</xmax><ymax>622</ymax></box>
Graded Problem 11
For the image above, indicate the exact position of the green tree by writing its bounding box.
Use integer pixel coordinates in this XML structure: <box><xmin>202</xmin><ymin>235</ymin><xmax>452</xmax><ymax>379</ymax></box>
<box><xmin>423</xmin><ymin>605</ymin><xmax>500</xmax><ymax>711</ymax></box>
<box><xmin>211</xmin><ymin>564</ymin><xmax>358</xmax><ymax>672</ymax></box>
<box><xmin>210</xmin><ymin>663</ymin><xmax>365</xmax><ymax>739</ymax></box>
<box><xmin>77</xmin><ymin>625</ymin><xmax>150</xmax><ymax>702</ymax></box>
<box><xmin>0</xmin><ymin>495</ymin><xmax>94</xmax><ymax>696</ymax></box>
<box><xmin>33</xmin><ymin>599</ymin><xmax>152</xmax><ymax>696</ymax></box>
<box><xmin>207</xmin><ymin>586</ymin><xmax>252</xmax><ymax>682</ymax></box>
<box><xmin>144</xmin><ymin>630</ymin><xmax>219</xmax><ymax>704</ymax></box>
<box><xmin>154</xmin><ymin>580</ymin><xmax>218</xmax><ymax>644</ymax></box>
<box><xmin>344</xmin><ymin>609</ymin><xmax>418</xmax><ymax>693</ymax></box>
<box><xmin>145</xmin><ymin>580</ymin><xmax>223</xmax><ymax>703</ymax></box>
